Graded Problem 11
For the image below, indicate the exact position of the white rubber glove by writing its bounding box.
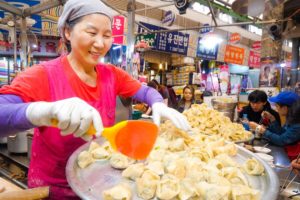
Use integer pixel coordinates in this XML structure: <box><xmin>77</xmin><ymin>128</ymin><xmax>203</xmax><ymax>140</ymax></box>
<box><xmin>26</xmin><ymin>97</ymin><xmax>103</xmax><ymax>140</ymax></box>
<box><xmin>152</xmin><ymin>102</ymin><xmax>191</xmax><ymax>131</ymax></box>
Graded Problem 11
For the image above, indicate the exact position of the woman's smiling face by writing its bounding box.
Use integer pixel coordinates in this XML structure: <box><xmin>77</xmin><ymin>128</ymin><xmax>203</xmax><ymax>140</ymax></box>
<box><xmin>64</xmin><ymin>14</ymin><xmax>113</xmax><ymax>67</ymax></box>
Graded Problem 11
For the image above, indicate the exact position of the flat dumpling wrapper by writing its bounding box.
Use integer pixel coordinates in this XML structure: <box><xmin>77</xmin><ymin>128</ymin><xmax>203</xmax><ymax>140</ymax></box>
<box><xmin>122</xmin><ymin>163</ymin><xmax>145</xmax><ymax>180</ymax></box>
<box><xmin>110</xmin><ymin>152</ymin><xmax>134</xmax><ymax>169</ymax></box>
<box><xmin>196</xmin><ymin>181</ymin><xmax>231</xmax><ymax>200</ymax></box>
<box><xmin>231</xmin><ymin>185</ymin><xmax>260</xmax><ymax>200</ymax></box>
<box><xmin>243</xmin><ymin>158</ymin><xmax>264</xmax><ymax>176</ymax></box>
<box><xmin>102</xmin><ymin>183</ymin><xmax>132</xmax><ymax>200</ymax></box>
<box><xmin>136</xmin><ymin>170</ymin><xmax>160</xmax><ymax>200</ymax></box>
<box><xmin>77</xmin><ymin>150</ymin><xmax>94</xmax><ymax>169</ymax></box>
<box><xmin>156</xmin><ymin>174</ymin><xmax>180</xmax><ymax>200</ymax></box>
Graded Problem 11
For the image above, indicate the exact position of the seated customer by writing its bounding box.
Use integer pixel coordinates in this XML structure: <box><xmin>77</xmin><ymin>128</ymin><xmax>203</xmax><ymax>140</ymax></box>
<box><xmin>177</xmin><ymin>85</ymin><xmax>195</xmax><ymax>113</ymax></box>
<box><xmin>249</xmin><ymin>92</ymin><xmax>300</xmax><ymax>160</ymax></box>
<box><xmin>239</xmin><ymin>90</ymin><xmax>281</xmax><ymax>126</ymax></box>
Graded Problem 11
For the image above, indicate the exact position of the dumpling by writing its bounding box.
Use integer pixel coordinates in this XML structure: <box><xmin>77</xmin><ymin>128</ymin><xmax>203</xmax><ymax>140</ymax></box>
<box><xmin>243</xmin><ymin>158</ymin><xmax>264</xmax><ymax>176</ymax></box>
<box><xmin>215</xmin><ymin>153</ymin><xmax>238</xmax><ymax>167</ymax></box>
<box><xmin>102</xmin><ymin>183</ymin><xmax>132</xmax><ymax>200</ymax></box>
<box><xmin>196</xmin><ymin>181</ymin><xmax>231</xmax><ymax>200</ymax></box>
<box><xmin>88</xmin><ymin>141</ymin><xmax>101</xmax><ymax>152</ymax></box>
<box><xmin>77</xmin><ymin>150</ymin><xmax>94</xmax><ymax>169</ymax></box>
<box><xmin>213</xmin><ymin>143</ymin><xmax>237</xmax><ymax>156</ymax></box>
<box><xmin>110</xmin><ymin>152</ymin><xmax>134</xmax><ymax>169</ymax></box>
<box><xmin>168</xmin><ymin>138</ymin><xmax>186</xmax><ymax>152</ymax></box>
<box><xmin>156</xmin><ymin>174</ymin><xmax>180</xmax><ymax>200</ymax></box>
<box><xmin>122</xmin><ymin>163</ymin><xmax>145</xmax><ymax>180</ymax></box>
<box><xmin>222</xmin><ymin>167</ymin><xmax>249</xmax><ymax>186</ymax></box>
<box><xmin>153</xmin><ymin>137</ymin><xmax>169</xmax><ymax>150</ymax></box>
<box><xmin>207</xmin><ymin>159</ymin><xmax>224</xmax><ymax>171</ymax></box>
<box><xmin>165</xmin><ymin>158</ymin><xmax>186</xmax><ymax>179</ymax></box>
<box><xmin>231</xmin><ymin>185</ymin><xmax>260</xmax><ymax>200</ymax></box>
<box><xmin>148</xmin><ymin>149</ymin><xmax>166</xmax><ymax>162</ymax></box>
<box><xmin>145</xmin><ymin>161</ymin><xmax>164</xmax><ymax>176</ymax></box>
<box><xmin>136</xmin><ymin>170</ymin><xmax>160</xmax><ymax>200</ymax></box>
<box><xmin>178</xmin><ymin>178</ymin><xmax>199</xmax><ymax>200</ymax></box>
<box><xmin>91</xmin><ymin>147</ymin><xmax>111</xmax><ymax>160</ymax></box>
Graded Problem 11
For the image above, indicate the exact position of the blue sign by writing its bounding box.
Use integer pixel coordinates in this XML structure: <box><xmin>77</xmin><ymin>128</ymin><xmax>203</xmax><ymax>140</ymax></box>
<box><xmin>162</xmin><ymin>10</ymin><xmax>175</xmax><ymax>26</ymax></box>
<box><xmin>137</xmin><ymin>22</ymin><xmax>189</xmax><ymax>55</ymax></box>
<box><xmin>200</xmin><ymin>23</ymin><xmax>213</xmax><ymax>34</ymax></box>
<box><xmin>196</xmin><ymin>37</ymin><xmax>218</xmax><ymax>60</ymax></box>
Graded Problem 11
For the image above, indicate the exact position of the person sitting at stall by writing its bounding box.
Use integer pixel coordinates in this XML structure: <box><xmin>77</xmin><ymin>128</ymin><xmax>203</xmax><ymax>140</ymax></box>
<box><xmin>177</xmin><ymin>85</ymin><xmax>195</xmax><ymax>113</ymax></box>
<box><xmin>152</xmin><ymin>79</ymin><xmax>170</xmax><ymax>106</ymax></box>
<box><xmin>0</xmin><ymin>0</ymin><xmax>191</xmax><ymax>198</ymax></box>
<box><xmin>249</xmin><ymin>92</ymin><xmax>300</xmax><ymax>160</ymax></box>
<box><xmin>239</xmin><ymin>90</ymin><xmax>281</xmax><ymax>127</ymax></box>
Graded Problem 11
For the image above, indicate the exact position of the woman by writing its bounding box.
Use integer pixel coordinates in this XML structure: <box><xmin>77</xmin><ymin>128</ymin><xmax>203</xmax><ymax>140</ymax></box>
<box><xmin>0</xmin><ymin>0</ymin><xmax>190</xmax><ymax>198</ymax></box>
<box><xmin>239</xmin><ymin>90</ymin><xmax>281</xmax><ymax>126</ymax></box>
<box><xmin>177</xmin><ymin>85</ymin><xmax>195</xmax><ymax>113</ymax></box>
<box><xmin>249</xmin><ymin>92</ymin><xmax>300</xmax><ymax>160</ymax></box>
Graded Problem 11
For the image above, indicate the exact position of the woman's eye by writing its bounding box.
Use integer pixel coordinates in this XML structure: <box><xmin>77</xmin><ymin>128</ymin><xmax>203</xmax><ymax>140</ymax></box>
<box><xmin>88</xmin><ymin>32</ymin><xmax>96</xmax><ymax>35</ymax></box>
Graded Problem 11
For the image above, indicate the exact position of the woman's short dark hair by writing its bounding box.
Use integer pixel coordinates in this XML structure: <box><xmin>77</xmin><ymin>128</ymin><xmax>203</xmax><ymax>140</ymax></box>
<box><xmin>248</xmin><ymin>90</ymin><xmax>268</xmax><ymax>103</ymax></box>
<box><xmin>286</xmin><ymin>99</ymin><xmax>300</xmax><ymax>125</ymax></box>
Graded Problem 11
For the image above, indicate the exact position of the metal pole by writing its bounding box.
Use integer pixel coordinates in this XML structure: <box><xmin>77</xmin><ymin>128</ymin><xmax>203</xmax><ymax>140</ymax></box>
<box><xmin>206</xmin><ymin>0</ymin><xmax>218</xmax><ymax>26</ymax></box>
<box><xmin>13</xmin><ymin>15</ymin><xmax>17</xmax><ymax>72</ymax></box>
<box><xmin>20</xmin><ymin>17</ymin><xmax>28</xmax><ymax>68</ymax></box>
<box><xmin>126</xmin><ymin>0</ymin><xmax>136</xmax><ymax>78</ymax></box>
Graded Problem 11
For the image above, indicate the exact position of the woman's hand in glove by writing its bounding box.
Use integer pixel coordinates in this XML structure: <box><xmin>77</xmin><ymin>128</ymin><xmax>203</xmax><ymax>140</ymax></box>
<box><xmin>152</xmin><ymin>102</ymin><xmax>191</xmax><ymax>131</ymax></box>
<box><xmin>26</xmin><ymin>97</ymin><xmax>103</xmax><ymax>140</ymax></box>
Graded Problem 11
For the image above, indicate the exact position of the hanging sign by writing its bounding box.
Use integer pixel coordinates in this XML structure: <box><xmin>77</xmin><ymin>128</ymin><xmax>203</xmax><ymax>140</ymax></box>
<box><xmin>251</xmin><ymin>41</ymin><xmax>261</xmax><ymax>51</ymax></box>
<box><xmin>229</xmin><ymin>32</ymin><xmax>241</xmax><ymax>43</ymax></box>
<box><xmin>200</xmin><ymin>23</ymin><xmax>213</xmax><ymax>34</ymax></box>
<box><xmin>162</xmin><ymin>10</ymin><xmax>176</xmax><ymax>27</ymax></box>
<box><xmin>112</xmin><ymin>16</ymin><xmax>125</xmax><ymax>45</ymax></box>
<box><xmin>175</xmin><ymin>0</ymin><xmax>190</xmax><ymax>14</ymax></box>
<box><xmin>248</xmin><ymin>50</ymin><xmax>261</xmax><ymax>68</ymax></box>
<box><xmin>224</xmin><ymin>45</ymin><xmax>245</xmax><ymax>65</ymax></box>
<box><xmin>137</xmin><ymin>22</ymin><xmax>189</xmax><ymax>55</ymax></box>
<box><xmin>196</xmin><ymin>37</ymin><xmax>218</xmax><ymax>60</ymax></box>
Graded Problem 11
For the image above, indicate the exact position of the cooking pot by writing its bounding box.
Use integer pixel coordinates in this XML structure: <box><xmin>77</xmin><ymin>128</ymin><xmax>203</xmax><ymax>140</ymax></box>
<box><xmin>7</xmin><ymin>129</ymin><xmax>33</xmax><ymax>153</ymax></box>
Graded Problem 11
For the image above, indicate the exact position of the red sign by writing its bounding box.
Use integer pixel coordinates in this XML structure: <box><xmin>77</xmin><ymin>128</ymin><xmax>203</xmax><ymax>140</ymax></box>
<box><xmin>112</xmin><ymin>16</ymin><xmax>125</xmax><ymax>45</ymax></box>
<box><xmin>229</xmin><ymin>33</ymin><xmax>241</xmax><ymax>43</ymax></box>
<box><xmin>0</xmin><ymin>40</ymin><xmax>11</xmax><ymax>47</ymax></box>
<box><xmin>251</xmin><ymin>41</ymin><xmax>261</xmax><ymax>51</ymax></box>
<box><xmin>224</xmin><ymin>45</ymin><xmax>245</xmax><ymax>65</ymax></box>
<box><xmin>248</xmin><ymin>51</ymin><xmax>261</xmax><ymax>68</ymax></box>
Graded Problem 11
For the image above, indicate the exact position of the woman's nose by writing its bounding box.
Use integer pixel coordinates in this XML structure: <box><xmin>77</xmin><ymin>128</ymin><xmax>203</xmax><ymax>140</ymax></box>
<box><xmin>93</xmin><ymin>36</ymin><xmax>104</xmax><ymax>48</ymax></box>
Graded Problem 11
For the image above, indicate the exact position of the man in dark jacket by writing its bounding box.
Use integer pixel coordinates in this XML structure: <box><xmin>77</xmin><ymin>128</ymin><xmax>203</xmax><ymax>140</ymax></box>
<box><xmin>239</xmin><ymin>90</ymin><xmax>281</xmax><ymax>127</ymax></box>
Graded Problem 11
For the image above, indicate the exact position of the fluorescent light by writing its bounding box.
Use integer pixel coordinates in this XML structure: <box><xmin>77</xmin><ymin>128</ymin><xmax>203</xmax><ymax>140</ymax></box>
<box><xmin>112</xmin><ymin>45</ymin><xmax>121</xmax><ymax>50</ymax></box>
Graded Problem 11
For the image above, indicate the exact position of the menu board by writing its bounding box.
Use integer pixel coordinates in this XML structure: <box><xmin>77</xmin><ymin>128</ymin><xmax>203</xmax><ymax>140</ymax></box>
<box><xmin>137</xmin><ymin>22</ymin><xmax>189</xmax><ymax>55</ymax></box>
<box><xmin>248</xmin><ymin>50</ymin><xmax>261</xmax><ymax>68</ymax></box>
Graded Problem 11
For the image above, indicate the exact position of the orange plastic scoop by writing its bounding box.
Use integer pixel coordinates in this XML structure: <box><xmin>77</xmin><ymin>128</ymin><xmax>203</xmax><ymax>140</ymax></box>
<box><xmin>52</xmin><ymin>120</ymin><xmax>158</xmax><ymax>160</ymax></box>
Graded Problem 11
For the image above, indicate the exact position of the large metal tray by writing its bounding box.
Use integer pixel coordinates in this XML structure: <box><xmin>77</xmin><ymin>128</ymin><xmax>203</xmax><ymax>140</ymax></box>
<box><xmin>66</xmin><ymin>137</ymin><xmax>279</xmax><ymax>200</ymax></box>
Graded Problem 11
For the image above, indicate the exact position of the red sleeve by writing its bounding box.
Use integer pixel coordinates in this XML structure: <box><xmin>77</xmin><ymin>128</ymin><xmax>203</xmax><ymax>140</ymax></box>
<box><xmin>113</xmin><ymin>67</ymin><xmax>141</xmax><ymax>97</ymax></box>
<box><xmin>0</xmin><ymin>65</ymin><xmax>50</xmax><ymax>102</ymax></box>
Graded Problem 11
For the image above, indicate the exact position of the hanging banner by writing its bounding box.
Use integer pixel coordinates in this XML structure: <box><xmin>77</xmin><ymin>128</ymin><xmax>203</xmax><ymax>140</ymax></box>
<box><xmin>224</xmin><ymin>45</ymin><xmax>245</xmax><ymax>65</ymax></box>
<box><xmin>259</xmin><ymin>57</ymin><xmax>279</xmax><ymax>87</ymax></box>
<box><xmin>248</xmin><ymin>51</ymin><xmax>261</xmax><ymax>68</ymax></box>
<box><xmin>196</xmin><ymin>37</ymin><xmax>218</xmax><ymax>60</ymax></box>
<box><xmin>137</xmin><ymin>22</ymin><xmax>189</xmax><ymax>55</ymax></box>
<box><xmin>112</xmin><ymin>16</ymin><xmax>125</xmax><ymax>45</ymax></box>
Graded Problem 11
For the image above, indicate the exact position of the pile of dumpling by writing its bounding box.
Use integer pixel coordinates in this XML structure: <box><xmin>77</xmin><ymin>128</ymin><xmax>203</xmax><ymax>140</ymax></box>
<box><xmin>78</xmin><ymin>126</ymin><xmax>265</xmax><ymax>200</ymax></box>
<box><xmin>179</xmin><ymin>103</ymin><xmax>252</xmax><ymax>142</ymax></box>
